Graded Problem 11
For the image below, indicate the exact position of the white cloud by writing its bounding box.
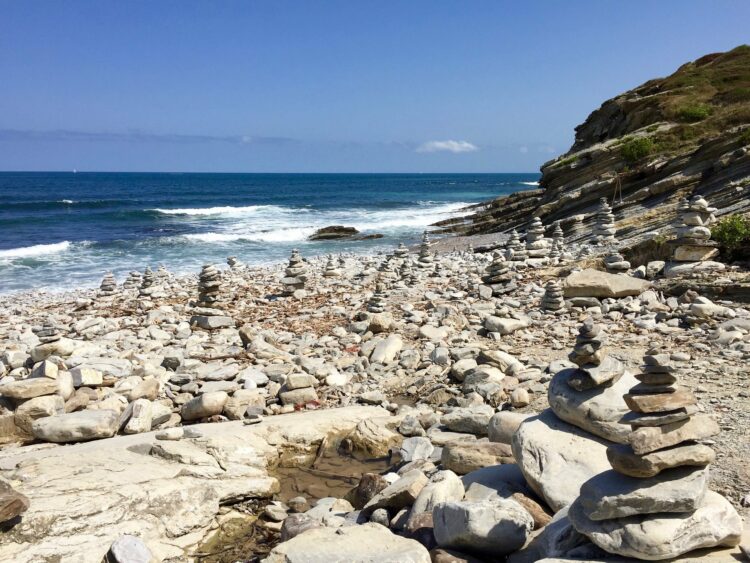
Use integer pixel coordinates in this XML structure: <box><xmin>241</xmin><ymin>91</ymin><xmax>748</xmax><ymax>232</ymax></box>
<box><xmin>416</xmin><ymin>140</ymin><xmax>479</xmax><ymax>154</ymax></box>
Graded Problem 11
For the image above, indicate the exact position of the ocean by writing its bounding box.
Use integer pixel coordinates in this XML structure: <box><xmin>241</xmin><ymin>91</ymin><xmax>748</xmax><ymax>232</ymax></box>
<box><xmin>0</xmin><ymin>172</ymin><xmax>539</xmax><ymax>294</ymax></box>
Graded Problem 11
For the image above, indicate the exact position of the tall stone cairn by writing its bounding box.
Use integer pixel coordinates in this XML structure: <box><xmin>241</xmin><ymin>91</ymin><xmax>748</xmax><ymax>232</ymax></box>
<box><xmin>281</xmin><ymin>249</ymin><xmax>308</xmax><ymax>295</ymax></box>
<box><xmin>525</xmin><ymin>216</ymin><xmax>550</xmax><ymax>259</ymax></box>
<box><xmin>323</xmin><ymin>255</ymin><xmax>340</xmax><ymax>278</ymax></box>
<box><xmin>139</xmin><ymin>267</ymin><xmax>155</xmax><ymax>298</ymax></box>
<box><xmin>417</xmin><ymin>231</ymin><xmax>433</xmax><ymax>267</ymax></box>
<box><xmin>568</xmin><ymin>343</ymin><xmax>742</xmax><ymax>560</ymax></box>
<box><xmin>98</xmin><ymin>272</ymin><xmax>117</xmax><ymax>297</ymax></box>
<box><xmin>393</xmin><ymin>243</ymin><xmax>409</xmax><ymax>260</ymax></box>
<box><xmin>506</xmin><ymin>229</ymin><xmax>527</xmax><ymax>264</ymax></box>
<box><xmin>671</xmin><ymin>194</ymin><xmax>719</xmax><ymax>262</ymax></box>
<box><xmin>540</xmin><ymin>279</ymin><xmax>565</xmax><ymax>312</ymax></box>
<box><xmin>593</xmin><ymin>198</ymin><xmax>617</xmax><ymax>244</ymax></box>
<box><xmin>482</xmin><ymin>251</ymin><xmax>516</xmax><ymax>296</ymax></box>
<box><xmin>191</xmin><ymin>264</ymin><xmax>233</xmax><ymax>329</ymax></box>
<box><xmin>122</xmin><ymin>271</ymin><xmax>142</xmax><ymax>290</ymax></box>
<box><xmin>367</xmin><ymin>283</ymin><xmax>388</xmax><ymax>313</ymax></box>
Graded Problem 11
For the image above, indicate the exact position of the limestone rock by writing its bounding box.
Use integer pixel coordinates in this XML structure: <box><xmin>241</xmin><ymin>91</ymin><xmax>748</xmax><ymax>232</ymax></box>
<box><xmin>512</xmin><ymin>410</ymin><xmax>611</xmax><ymax>511</ymax></box>
<box><xmin>568</xmin><ymin>491</ymin><xmax>742</xmax><ymax>561</ymax></box>
<box><xmin>563</xmin><ymin>269</ymin><xmax>650</xmax><ymax>298</ymax></box>
<box><xmin>606</xmin><ymin>443</ymin><xmax>716</xmax><ymax>478</ymax></box>
<box><xmin>441</xmin><ymin>441</ymin><xmax>513</xmax><ymax>475</ymax></box>
<box><xmin>577</xmin><ymin>466</ymin><xmax>709</xmax><ymax>521</ymax></box>
<box><xmin>181</xmin><ymin>391</ymin><xmax>229</xmax><ymax>421</ymax></box>
<box><xmin>31</xmin><ymin>409</ymin><xmax>119</xmax><ymax>442</ymax></box>
<box><xmin>432</xmin><ymin>498</ymin><xmax>534</xmax><ymax>556</ymax></box>
<box><xmin>264</xmin><ymin>522</ymin><xmax>431</xmax><ymax>563</ymax></box>
<box><xmin>547</xmin><ymin>368</ymin><xmax>636</xmax><ymax>444</ymax></box>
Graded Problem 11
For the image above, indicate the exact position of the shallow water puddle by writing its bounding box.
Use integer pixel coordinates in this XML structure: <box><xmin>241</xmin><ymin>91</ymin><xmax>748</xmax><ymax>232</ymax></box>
<box><xmin>194</xmin><ymin>440</ymin><xmax>390</xmax><ymax>562</ymax></box>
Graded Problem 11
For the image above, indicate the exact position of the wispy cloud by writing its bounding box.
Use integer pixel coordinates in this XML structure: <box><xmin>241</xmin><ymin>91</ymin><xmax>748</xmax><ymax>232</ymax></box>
<box><xmin>0</xmin><ymin>128</ymin><xmax>298</xmax><ymax>146</ymax></box>
<box><xmin>415</xmin><ymin>140</ymin><xmax>479</xmax><ymax>154</ymax></box>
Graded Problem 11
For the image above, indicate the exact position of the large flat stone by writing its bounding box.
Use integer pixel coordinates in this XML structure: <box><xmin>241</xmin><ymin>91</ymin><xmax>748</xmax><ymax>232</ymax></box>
<box><xmin>629</xmin><ymin>414</ymin><xmax>719</xmax><ymax>455</ymax></box>
<box><xmin>548</xmin><ymin>368</ymin><xmax>635</xmax><ymax>444</ymax></box>
<box><xmin>511</xmin><ymin>409</ymin><xmax>612</xmax><ymax>512</ymax></box>
<box><xmin>624</xmin><ymin>386</ymin><xmax>696</xmax><ymax>414</ymax></box>
<box><xmin>264</xmin><ymin>522</ymin><xmax>431</xmax><ymax>563</ymax></box>
<box><xmin>0</xmin><ymin>377</ymin><xmax>59</xmax><ymax>399</ymax></box>
<box><xmin>563</xmin><ymin>269</ymin><xmax>650</xmax><ymax>298</ymax></box>
<box><xmin>568</xmin><ymin>491</ymin><xmax>742</xmax><ymax>560</ymax></box>
<box><xmin>607</xmin><ymin>443</ymin><xmax>715</xmax><ymax>478</ymax></box>
<box><xmin>31</xmin><ymin>409</ymin><xmax>119</xmax><ymax>443</ymax></box>
<box><xmin>578</xmin><ymin>466</ymin><xmax>709</xmax><ymax>520</ymax></box>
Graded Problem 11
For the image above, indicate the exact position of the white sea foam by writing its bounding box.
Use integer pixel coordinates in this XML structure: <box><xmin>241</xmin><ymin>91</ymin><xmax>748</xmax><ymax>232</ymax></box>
<box><xmin>152</xmin><ymin>204</ymin><xmax>289</xmax><ymax>217</ymax></box>
<box><xmin>59</xmin><ymin>199</ymin><xmax>75</xmax><ymax>204</ymax></box>
<box><xmin>0</xmin><ymin>241</ymin><xmax>72</xmax><ymax>259</ymax></box>
<box><xmin>520</xmin><ymin>181</ymin><xmax>540</xmax><ymax>186</ymax></box>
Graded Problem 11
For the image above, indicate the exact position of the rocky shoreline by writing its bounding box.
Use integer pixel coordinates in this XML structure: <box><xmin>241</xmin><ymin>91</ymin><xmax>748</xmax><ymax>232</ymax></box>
<box><xmin>0</xmin><ymin>218</ymin><xmax>748</xmax><ymax>561</ymax></box>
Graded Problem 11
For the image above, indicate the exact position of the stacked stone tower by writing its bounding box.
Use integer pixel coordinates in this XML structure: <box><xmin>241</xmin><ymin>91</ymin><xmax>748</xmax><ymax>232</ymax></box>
<box><xmin>482</xmin><ymin>251</ymin><xmax>516</xmax><ymax>296</ymax></box>
<box><xmin>594</xmin><ymin>198</ymin><xmax>617</xmax><ymax>244</ymax></box>
<box><xmin>568</xmin><ymin>344</ymin><xmax>741</xmax><ymax>560</ymax></box>
<box><xmin>540</xmin><ymin>280</ymin><xmax>565</xmax><ymax>312</ymax></box>
<box><xmin>190</xmin><ymin>264</ymin><xmax>233</xmax><ymax>329</ymax></box>
<box><xmin>417</xmin><ymin>232</ymin><xmax>433</xmax><ymax>268</ymax></box>
<box><xmin>367</xmin><ymin>283</ymin><xmax>388</xmax><ymax>313</ymax></box>
<box><xmin>281</xmin><ymin>249</ymin><xmax>308</xmax><ymax>295</ymax></box>
<box><xmin>525</xmin><ymin>217</ymin><xmax>550</xmax><ymax>259</ymax></box>
<box><xmin>98</xmin><ymin>272</ymin><xmax>117</xmax><ymax>297</ymax></box>
<box><xmin>667</xmin><ymin>194</ymin><xmax>723</xmax><ymax>276</ymax></box>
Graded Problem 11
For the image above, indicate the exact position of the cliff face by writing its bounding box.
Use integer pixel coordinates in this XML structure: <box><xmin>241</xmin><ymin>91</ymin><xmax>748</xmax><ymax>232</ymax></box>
<box><xmin>440</xmin><ymin>46</ymin><xmax>750</xmax><ymax>244</ymax></box>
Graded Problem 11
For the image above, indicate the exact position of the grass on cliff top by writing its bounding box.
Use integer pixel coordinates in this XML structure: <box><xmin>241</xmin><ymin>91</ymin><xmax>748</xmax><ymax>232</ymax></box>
<box><xmin>652</xmin><ymin>45</ymin><xmax>750</xmax><ymax>154</ymax></box>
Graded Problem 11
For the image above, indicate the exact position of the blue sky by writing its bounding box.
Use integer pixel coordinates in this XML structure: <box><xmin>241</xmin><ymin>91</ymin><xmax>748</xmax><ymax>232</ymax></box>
<box><xmin>1</xmin><ymin>1</ymin><xmax>749</xmax><ymax>172</ymax></box>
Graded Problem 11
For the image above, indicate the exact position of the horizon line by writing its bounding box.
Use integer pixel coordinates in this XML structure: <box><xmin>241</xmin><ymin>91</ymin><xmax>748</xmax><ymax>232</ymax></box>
<box><xmin>0</xmin><ymin>169</ymin><xmax>541</xmax><ymax>175</ymax></box>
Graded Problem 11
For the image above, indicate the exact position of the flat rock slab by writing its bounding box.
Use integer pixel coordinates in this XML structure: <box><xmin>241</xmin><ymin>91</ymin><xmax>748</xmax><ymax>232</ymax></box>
<box><xmin>264</xmin><ymin>522</ymin><xmax>431</xmax><ymax>563</ymax></box>
<box><xmin>0</xmin><ymin>377</ymin><xmax>58</xmax><ymax>399</ymax></box>
<box><xmin>548</xmin><ymin>368</ymin><xmax>635</xmax><ymax>444</ymax></box>
<box><xmin>607</xmin><ymin>443</ymin><xmax>715</xmax><ymax>478</ymax></box>
<box><xmin>0</xmin><ymin>406</ymin><xmax>391</xmax><ymax>563</ymax></box>
<box><xmin>568</xmin><ymin>491</ymin><xmax>742</xmax><ymax>560</ymax></box>
<box><xmin>578</xmin><ymin>466</ymin><xmax>709</xmax><ymax>520</ymax></box>
<box><xmin>563</xmin><ymin>269</ymin><xmax>650</xmax><ymax>298</ymax></box>
<box><xmin>512</xmin><ymin>409</ymin><xmax>612</xmax><ymax>512</ymax></box>
<box><xmin>630</xmin><ymin>414</ymin><xmax>719</xmax><ymax>455</ymax></box>
<box><xmin>31</xmin><ymin>409</ymin><xmax>119</xmax><ymax>442</ymax></box>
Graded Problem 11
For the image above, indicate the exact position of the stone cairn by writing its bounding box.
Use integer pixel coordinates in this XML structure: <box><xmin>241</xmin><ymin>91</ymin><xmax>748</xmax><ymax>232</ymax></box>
<box><xmin>323</xmin><ymin>255</ymin><xmax>340</xmax><ymax>278</ymax></box>
<box><xmin>603</xmin><ymin>249</ymin><xmax>631</xmax><ymax>273</ymax></box>
<box><xmin>593</xmin><ymin>198</ymin><xmax>617</xmax><ymax>244</ymax></box>
<box><xmin>156</xmin><ymin>265</ymin><xmax>170</xmax><ymax>281</ymax></box>
<box><xmin>122</xmin><ymin>271</ymin><xmax>142</xmax><ymax>290</ymax></box>
<box><xmin>482</xmin><ymin>251</ymin><xmax>516</xmax><ymax>296</ymax></box>
<box><xmin>367</xmin><ymin>283</ymin><xmax>388</xmax><ymax>313</ymax></box>
<box><xmin>431</xmin><ymin>258</ymin><xmax>444</xmax><ymax>278</ymax></box>
<box><xmin>138</xmin><ymin>267</ymin><xmax>156</xmax><ymax>307</ymax></box>
<box><xmin>393</xmin><ymin>243</ymin><xmax>409</xmax><ymax>260</ymax></box>
<box><xmin>227</xmin><ymin>256</ymin><xmax>245</xmax><ymax>270</ymax></box>
<box><xmin>98</xmin><ymin>272</ymin><xmax>117</xmax><ymax>298</ymax></box>
<box><xmin>506</xmin><ymin>229</ymin><xmax>527</xmax><ymax>266</ymax></box>
<box><xmin>567</xmin><ymin>317</ymin><xmax>624</xmax><ymax>391</ymax></box>
<box><xmin>540</xmin><ymin>279</ymin><xmax>565</xmax><ymax>313</ymax></box>
<box><xmin>190</xmin><ymin>264</ymin><xmax>233</xmax><ymax>329</ymax></box>
<box><xmin>549</xmin><ymin>221</ymin><xmax>564</xmax><ymax>262</ymax></box>
<box><xmin>281</xmin><ymin>249</ymin><xmax>308</xmax><ymax>296</ymax></box>
<box><xmin>568</xmin><ymin>344</ymin><xmax>742</xmax><ymax>560</ymax></box>
<box><xmin>417</xmin><ymin>232</ymin><xmax>433</xmax><ymax>268</ymax></box>
<box><xmin>669</xmin><ymin>194</ymin><xmax>720</xmax><ymax>267</ymax></box>
<box><xmin>525</xmin><ymin>216</ymin><xmax>550</xmax><ymax>259</ymax></box>
<box><xmin>32</xmin><ymin>319</ymin><xmax>62</xmax><ymax>346</ymax></box>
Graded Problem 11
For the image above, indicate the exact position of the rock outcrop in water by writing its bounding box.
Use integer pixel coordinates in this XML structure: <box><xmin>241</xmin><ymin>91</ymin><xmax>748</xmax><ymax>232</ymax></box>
<box><xmin>436</xmin><ymin>46</ymin><xmax>750</xmax><ymax>253</ymax></box>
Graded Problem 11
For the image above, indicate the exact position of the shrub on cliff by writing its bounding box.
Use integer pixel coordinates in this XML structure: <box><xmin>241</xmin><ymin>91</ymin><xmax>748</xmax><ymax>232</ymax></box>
<box><xmin>621</xmin><ymin>137</ymin><xmax>654</xmax><ymax>163</ymax></box>
<box><xmin>677</xmin><ymin>104</ymin><xmax>712</xmax><ymax>122</ymax></box>
<box><xmin>712</xmin><ymin>214</ymin><xmax>750</xmax><ymax>261</ymax></box>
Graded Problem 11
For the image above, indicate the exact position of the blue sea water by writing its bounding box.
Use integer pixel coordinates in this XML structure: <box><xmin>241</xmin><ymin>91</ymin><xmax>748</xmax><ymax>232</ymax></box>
<box><xmin>0</xmin><ymin>172</ymin><xmax>539</xmax><ymax>293</ymax></box>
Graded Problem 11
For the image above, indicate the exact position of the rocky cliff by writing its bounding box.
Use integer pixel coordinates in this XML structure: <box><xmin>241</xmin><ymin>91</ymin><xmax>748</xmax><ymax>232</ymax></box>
<box><xmin>438</xmin><ymin>46</ymin><xmax>750</xmax><ymax>246</ymax></box>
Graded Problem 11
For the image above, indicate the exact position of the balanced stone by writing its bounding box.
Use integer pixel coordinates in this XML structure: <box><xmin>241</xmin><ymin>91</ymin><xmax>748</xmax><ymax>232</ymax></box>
<box><xmin>394</xmin><ymin>243</ymin><xmax>409</xmax><ymax>258</ymax></box>
<box><xmin>32</xmin><ymin>319</ymin><xmax>62</xmax><ymax>344</ymax></box>
<box><xmin>139</xmin><ymin>267</ymin><xmax>155</xmax><ymax>297</ymax></box>
<box><xmin>629</xmin><ymin>413</ymin><xmax>719</xmax><ymax>455</ymax></box>
<box><xmin>569</xmin><ymin>317</ymin><xmax>605</xmax><ymax>368</ymax></box>
<box><xmin>667</xmin><ymin>194</ymin><xmax>723</xmax><ymax>276</ymax></box>
<box><xmin>190</xmin><ymin>264</ymin><xmax>233</xmax><ymax>329</ymax></box>
<box><xmin>604</xmin><ymin>251</ymin><xmax>630</xmax><ymax>273</ymax></box>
